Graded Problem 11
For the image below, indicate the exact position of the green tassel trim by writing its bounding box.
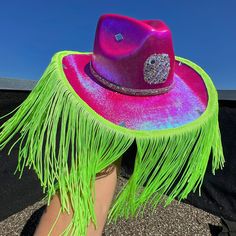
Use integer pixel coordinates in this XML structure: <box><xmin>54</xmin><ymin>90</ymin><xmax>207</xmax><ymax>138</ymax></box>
<box><xmin>0</xmin><ymin>51</ymin><xmax>224</xmax><ymax>235</ymax></box>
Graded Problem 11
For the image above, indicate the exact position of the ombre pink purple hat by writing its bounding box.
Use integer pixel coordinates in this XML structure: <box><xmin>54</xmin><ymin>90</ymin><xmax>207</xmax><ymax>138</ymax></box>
<box><xmin>0</xmin><ymin>13</ymin><xmax>224</xmax><ymax>236</ymax></box>
<box><xmin>62</xmin><ymin>13</ymin><xmax>209</xmax><ymax>130</ymax></box>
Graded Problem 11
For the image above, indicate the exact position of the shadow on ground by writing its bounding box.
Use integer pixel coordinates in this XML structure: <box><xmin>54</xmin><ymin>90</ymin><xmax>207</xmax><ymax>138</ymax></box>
<box><xmin>20</xmin><ymin>205</ymin><xmax>46</xmax><ymax>236</ymax></box>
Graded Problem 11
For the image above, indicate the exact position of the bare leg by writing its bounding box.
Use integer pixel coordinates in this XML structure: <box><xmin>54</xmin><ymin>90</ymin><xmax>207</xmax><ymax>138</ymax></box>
<box><xmin>33</xmin><ymin>192</ymin><xmax>74</xmax><ymax>236</ymax></box>
<box><xmin>86</xmin><ymin>158</ymin><xmax>121</xmax><ymax>236</ymax></box>
<box><xmin>34</xmin><ymin>157</ymin><xmax>122</xmax><ymax>236</ymax></box>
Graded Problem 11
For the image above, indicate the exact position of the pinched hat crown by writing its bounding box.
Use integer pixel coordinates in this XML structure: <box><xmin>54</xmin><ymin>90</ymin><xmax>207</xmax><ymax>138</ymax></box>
<box><xmin>90</xmin><ymin>14</ymin><xmax>175</xmax><ymax>96</ymax></box>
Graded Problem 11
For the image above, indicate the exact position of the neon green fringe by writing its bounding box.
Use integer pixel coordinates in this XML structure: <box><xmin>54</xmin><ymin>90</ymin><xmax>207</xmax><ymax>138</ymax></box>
<box><xmin>0</xmin><ymin>51</ymin><xmax>224</xmax><ymax>236</ymax></box>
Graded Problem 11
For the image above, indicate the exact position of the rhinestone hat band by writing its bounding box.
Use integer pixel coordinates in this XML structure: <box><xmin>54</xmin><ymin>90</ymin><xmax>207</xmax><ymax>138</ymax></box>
<box><xmin>89</xmin><ymin>61</ymin><xmax>174</xmax><ymax>96</ymax></box>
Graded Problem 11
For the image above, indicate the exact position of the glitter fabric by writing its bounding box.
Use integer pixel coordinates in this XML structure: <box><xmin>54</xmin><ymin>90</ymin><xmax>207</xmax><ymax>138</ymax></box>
<box><xmin>62</xmin><ymin>53</ymin><xmax>208</xmax><ymax>131</ymax></box>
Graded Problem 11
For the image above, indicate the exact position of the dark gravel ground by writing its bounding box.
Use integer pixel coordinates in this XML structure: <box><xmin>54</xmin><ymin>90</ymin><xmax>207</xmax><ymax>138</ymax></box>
<box><xmin>0</xmin><ymin>176</ymin><xmax>222</xmax><ymax>236</ymax></box>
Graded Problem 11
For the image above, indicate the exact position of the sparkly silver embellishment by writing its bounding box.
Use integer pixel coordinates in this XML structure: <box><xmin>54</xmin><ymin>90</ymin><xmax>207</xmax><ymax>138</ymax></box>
<box><xmin>115</xmin><ymin>33</ymin><xmax>123</xmax><ymax>42</ymax></box>
<box><xmin>89</xmin><ymin>61</ymin><xmax>174</xmax><ymax>96</ymax></box>
<box><xmin>118</xmin><ymin>121</ymin><xmax>126</xmax><ymax>127</ymax></box>
<box><xmin>143</xmin><ymin>53</ymin><xmax>170</xmax><ymax>84</ymax></box>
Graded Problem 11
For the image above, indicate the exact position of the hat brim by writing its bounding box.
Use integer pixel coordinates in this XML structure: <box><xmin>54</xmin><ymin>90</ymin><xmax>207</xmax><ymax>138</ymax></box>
<box><xmin>61</xmin><ymin>52</ymin><xmax>209</xmax><ymax>131</ymax></box>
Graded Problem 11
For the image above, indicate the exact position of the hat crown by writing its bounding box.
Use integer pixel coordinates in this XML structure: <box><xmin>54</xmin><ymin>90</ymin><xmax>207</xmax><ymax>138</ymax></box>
<box><xmin>91</xmin><ymin>14</ymin><xmax>175</xmax><ymax>96</ymax></box>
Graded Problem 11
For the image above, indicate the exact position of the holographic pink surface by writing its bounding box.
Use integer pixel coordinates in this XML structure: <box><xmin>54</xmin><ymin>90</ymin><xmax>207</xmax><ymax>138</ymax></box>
<box><xmin>62</xmin><ymin>53</ymin><xmax>208</xmax><ymax>130</ymax></box>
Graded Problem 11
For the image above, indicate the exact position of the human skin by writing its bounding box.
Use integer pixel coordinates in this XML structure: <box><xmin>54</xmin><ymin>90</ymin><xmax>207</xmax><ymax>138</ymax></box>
<box><xmin>34</xmin><ymin>157</ymin><xmax>122</xmax><ymax>236</ymax></box>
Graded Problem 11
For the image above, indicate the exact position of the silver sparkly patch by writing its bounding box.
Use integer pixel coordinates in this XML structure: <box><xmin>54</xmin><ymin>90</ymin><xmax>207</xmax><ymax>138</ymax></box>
<box><xmin>143</xmin><ymin>53</ymin><xmax>170</xmax><ymax>84</ymax></box>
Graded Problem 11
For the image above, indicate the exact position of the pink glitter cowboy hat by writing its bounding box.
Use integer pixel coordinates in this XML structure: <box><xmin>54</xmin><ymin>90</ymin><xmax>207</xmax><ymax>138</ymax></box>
<box><xmin>62</xmin><ymin>13</ymin><xmax>211</xmax><ymax>130</ymax></box>
<box><xmin>0</xmin><ymin>13</ymin><xmax>224</xmax><ymax>236</ymax></box>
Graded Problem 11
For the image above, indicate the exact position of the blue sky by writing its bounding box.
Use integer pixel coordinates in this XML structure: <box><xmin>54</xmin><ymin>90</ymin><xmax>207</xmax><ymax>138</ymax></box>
<box><xmin>0</xmin><ymin>0</ymin><xmax>235</xmax><ymax>89</ymax></box>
